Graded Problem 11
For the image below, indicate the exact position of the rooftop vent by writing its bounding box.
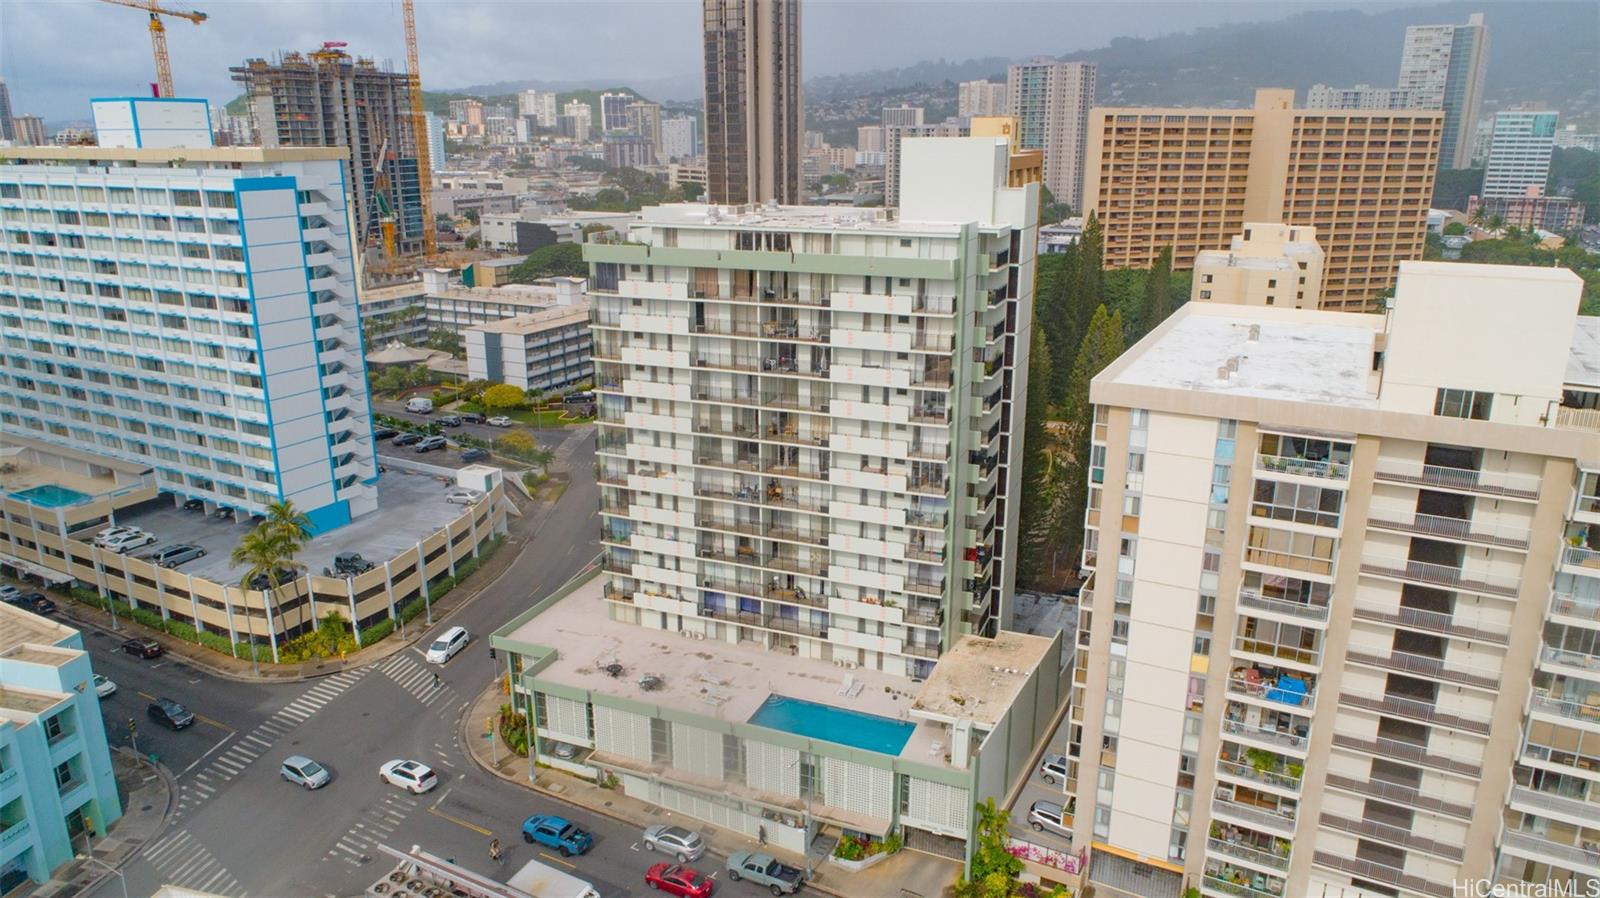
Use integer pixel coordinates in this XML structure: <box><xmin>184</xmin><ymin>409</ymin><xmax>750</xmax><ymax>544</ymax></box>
<box><xmin>1248</xmin><ymin>324</ymin><xmax>1261</xmax><ymax>342</ymax></box>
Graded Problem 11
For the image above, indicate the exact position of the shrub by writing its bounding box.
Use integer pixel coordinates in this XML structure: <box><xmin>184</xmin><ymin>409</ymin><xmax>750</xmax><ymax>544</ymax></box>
<box><xmin>360</xmin><ymin>618</ymin><xmax>396</xmax><ymax>645</ymax></box>
<box><xmin>455</xmin><ymin>557</ymin><xmax>480</xmax><ymax>580</ymax></box>
<box><xmin>399</xmin><ymin>596</ymin><xmax>427</xmax><ymax>624</ymax></box>
<box><xmin>128</xmin><ymin>607</ymin><xmax>165</xmax><ymax>630</ymax></box>
<box><xmin>498</xmin><ymin>703</ymin><xmax>530</xmax><ymax>757</ymax></box>
<box><xmin>196</xmin><ymin>630</ymin><xmax>234</xmax><ymax>654</ymax></box>
<box><xmin>428</xmin><ymin>575</ymin><xmax>456</xmax><ymax>602</ymax></box>
<box><xmin>164</xmin><ymin>620</ymin><xmax>198</xmax><ymax>642</ymax></box>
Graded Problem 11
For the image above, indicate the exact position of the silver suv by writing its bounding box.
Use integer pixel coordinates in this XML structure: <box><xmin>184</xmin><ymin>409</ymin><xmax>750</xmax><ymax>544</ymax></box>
<box><xmin>153</xmin><ymin>544</ymin><xmax>206</xmax><ymax>568</ymax></box>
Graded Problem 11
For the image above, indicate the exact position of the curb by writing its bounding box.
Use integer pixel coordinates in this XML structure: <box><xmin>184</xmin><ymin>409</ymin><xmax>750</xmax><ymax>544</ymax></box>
<box><xmin>458</xmin><ymin>685</ymin><xmax>852</xmax><ymax>898</ymax></box>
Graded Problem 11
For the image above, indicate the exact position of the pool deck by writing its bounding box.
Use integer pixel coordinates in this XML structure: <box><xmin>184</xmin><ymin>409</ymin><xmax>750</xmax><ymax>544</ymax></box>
<box><xmin>507</xmin><ymin>575</ymin><xmax>960</xmax><ymax>767</ymax></box>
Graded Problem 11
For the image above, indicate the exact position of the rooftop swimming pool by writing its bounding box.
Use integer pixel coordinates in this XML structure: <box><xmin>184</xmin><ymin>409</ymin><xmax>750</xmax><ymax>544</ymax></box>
<box><xmin>8</xmin><ymin>484</ymin><xmax>92</xmax><ymax>508</ymax></box>
<box><xmin>747</xmin><ymin>694</ymin><xmax>915</xmax><ymax>755</ymax></box>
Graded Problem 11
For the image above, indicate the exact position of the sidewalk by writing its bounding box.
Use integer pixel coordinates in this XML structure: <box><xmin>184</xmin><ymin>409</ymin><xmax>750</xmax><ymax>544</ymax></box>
<box><xmin>23</xmin><ymin>748</ymin><xmax>173</xmax><ymax>898</ymax></box>
<box><xmin>48</xmin><ymin>490</ymin><xmax>545</xmax><ymax>685</ymax></box>
<box><xmin>461</xmin><ymin>685</ymin><xmax>957</xmax><ymax>898</ymax></box>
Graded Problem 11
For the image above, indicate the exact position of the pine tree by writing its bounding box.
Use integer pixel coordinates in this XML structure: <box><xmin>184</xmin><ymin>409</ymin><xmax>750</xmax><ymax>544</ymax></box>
<box><xmin>1072</xmin><ymin>212</ymin><xmax>1105</xmax><ymax>341</ymax></box>
<box><xmin>1059</xmin><ymin>305</ymin><xmax>1126</xmax><ymax>563</ymax></box>
<box><xmin>1138</xmin><ymin>245</ymin><xmax>1174</xmax><ymax>339</ymax></box>
<box><xmin>1016</xmin><ymin>323</ymin><xmax>1055</xmax><ymax>588</ymax></box>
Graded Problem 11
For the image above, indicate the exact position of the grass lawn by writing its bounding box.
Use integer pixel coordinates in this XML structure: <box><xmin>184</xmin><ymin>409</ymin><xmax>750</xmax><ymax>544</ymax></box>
<box><xmin>504</xmin><ymin>408</ymin><xmax>593</xmax><ymax>427</ymax></box>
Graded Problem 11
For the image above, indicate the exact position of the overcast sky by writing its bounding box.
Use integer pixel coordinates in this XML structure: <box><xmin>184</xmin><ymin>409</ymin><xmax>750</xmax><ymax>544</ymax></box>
<box><xmin>1</xmin><ymin>1</ymin><xmax>1417</xmax><ymax>121</ymax></box>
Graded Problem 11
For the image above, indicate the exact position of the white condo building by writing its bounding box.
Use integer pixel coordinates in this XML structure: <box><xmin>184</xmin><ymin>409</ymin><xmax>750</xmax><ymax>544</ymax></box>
<box><xmin>0</xmin><ymin>101</ymin><xmax>378</xmax><ymax>532</ymax></box>
<box><xmin>1482</xmin><ymin>110</ymin><xmax>1560</xmax><ymax>200</ymax></box>
<box><xmin>1069</xmin><ymin>260</ymin><xmax>1600</xmax><ymax>898</ymax></box>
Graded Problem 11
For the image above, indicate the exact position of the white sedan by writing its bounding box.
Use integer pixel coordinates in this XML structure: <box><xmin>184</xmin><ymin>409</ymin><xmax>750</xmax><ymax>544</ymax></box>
<box><xmin>379</xmin><ymin>759</ymin><xmax>438</xmax><ymax>794</ymax></box>
<box><xmin>93</xmin><ymin>674</ymin><xmax>117</xmax><ymax>698</ymax></box>
<box><xmin>445</xmin><ymin>490</ymin><xmax>482</xmax><ymax>506</ymax></box>
<box><xmin>486</xmin><ymin>416</ymin><xmax>513</xmax><ymax>427</ymax></box>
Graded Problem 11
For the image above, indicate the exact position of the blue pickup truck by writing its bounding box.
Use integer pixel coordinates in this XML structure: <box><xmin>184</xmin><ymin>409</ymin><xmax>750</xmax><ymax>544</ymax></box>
<box><xmin>521</xmin><ymin>814</ymin><xmax>594</xmax><ymax>857</ymax></box>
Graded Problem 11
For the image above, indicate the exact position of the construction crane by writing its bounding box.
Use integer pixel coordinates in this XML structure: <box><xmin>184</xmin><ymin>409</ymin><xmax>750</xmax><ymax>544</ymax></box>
<box><xmin>94</xmin><ymin>0</ymin><xmax>208</xmax><ymax>98</ymax></box>
<box><xmin>401</xmin><ymin>0</ymin><xmax>437</xmax><ymax>255</ymax></box>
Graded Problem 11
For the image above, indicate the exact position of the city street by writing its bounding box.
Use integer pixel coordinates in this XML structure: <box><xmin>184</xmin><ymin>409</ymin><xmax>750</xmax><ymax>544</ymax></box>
<box><xmin>67</xmin><ymin>432</ymin><xmax>781</xmax><ymax>898</ymax></box>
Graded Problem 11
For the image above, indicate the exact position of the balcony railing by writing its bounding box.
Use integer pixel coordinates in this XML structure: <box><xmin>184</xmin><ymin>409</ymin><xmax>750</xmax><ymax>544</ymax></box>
<box><xmin>1210</xmin><ymin>797</ymin><xmax>1297</xmax><ymax>835</ymax></box>
<box><xmin>1365</xmin><ymin>506</ymin><xmax>1530</xmax><ymax>548</ymax></box>
<box><xmin>903</xmin><ymin>642</ymin><xmax>941</xmax><ymax>658</ymax></box>
<box><xmin>1206</xmin><ymin>838</ymin><xmax>1290</xmax><ymax>872</ymax></box>
<box><xmin>1565</xmin><ymin>546</ymin><xmax>1600</xmax><ymax>571</ymax></box>
<box><xmin>1349</xmin><ymin>599</ymin><xmax>1509</xmax><ymax>645</ymax></box>
<box><xmin>1202</xmin><ymin>875</ymin><xmax>1284</xmax><ymax>898</ymax></box>
<box><xmin>1318</xmin><ymin>813</ymin><xmax>1463</xmax><ymax>862</ymax></box>
<box><xmin>1323</xmin><ymin>772</ymin><xmax>1473</xmax><ymax>820</ymax></box>
<box><xmin>1528</xmin><ymin>692</ymin><xmax>1600</xmax><ymax>725</ymax></box>
<box><xmin>1509</xmin><ymin>786</ymin><xmax>1600</xmax><ymax>823</ymax></box>
<box><xmin>1217</xmin><ymin>758</ymin><xmax>1303</xmax><ymax>793</ymax></box>
<box><xmin>1343</xmin><ymin>647</ymin><xmax>1500</xmax><ymax>689</ymax></box>
<box><xmin>1338</xmin><ymin>689</ymin><xmax>1492</xmax><ymax>735</ymax></box>
<box><xmin>1226</xmin><ymin>675</ymin><xmax>1317</xmax><ymax>711</ymax></box>
<box><xmin>1371</xmin><ymin>459</ymin><xmax>1541</xmax><ymax>499</ymax></box>
<box><xmin>1233</xmin><ymin>637</ymin><xmax>1320</xmax><ymax>668</ymax></box>
<box><xmin>1236</xmin><ymin>590</ymin><xmax>1330</xmax><ymax>623</ymax></box>
<box><xmin>1500</xmin><ymin>830</ymin><xmax>1600</xmax><ymax>872</ymax></box>
<box><xmin>1311</xmin><ymin>852</ymin><xmax>1453</xmax><ymax>898</ymax></box>
<box><xmin>1220</xmin><ymin>718</ymin><xmax>1307</xmax><ymax>753</ymax></box>
<box><xmin>1542</xmin><ymin>645</ymin><xmax>1600</xmax><ymax>674</ymax></box>
<box><xmin>1330</xmin><ymin>733</ymin><xmax>1481</xmax><ymax>777</ymax></box>
<box><xmin>1255</xmin><ymin>453</ymin><xmax>1349</xmax><ymax>481</ymax></box>
<box><xmin>1358</xmin><ymin>554</ymin><xmax>1521</xmax><ymax>598</ymax></box>
<box><xmin>1550</xmin><ymin>593</ymin><xmax>1600</xmax><ymax>623</ymax></box>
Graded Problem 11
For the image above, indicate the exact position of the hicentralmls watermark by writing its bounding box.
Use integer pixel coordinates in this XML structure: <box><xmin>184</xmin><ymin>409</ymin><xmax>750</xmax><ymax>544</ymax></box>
<box><xmin>1453</xmin><ymin>881</ymin><xmax>1600</xmax><ymax>898</ymax></box>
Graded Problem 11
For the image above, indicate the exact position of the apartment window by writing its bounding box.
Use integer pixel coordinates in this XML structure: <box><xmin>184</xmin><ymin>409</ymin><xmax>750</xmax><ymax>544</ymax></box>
<box><xmin>1201</xmin><ymin>274</ymin><xmax>1213</xmax><ymax>284</ymax></box>
<box><xmin>1200</xmin><ymin>290</ymin><xmax>1212</xmax><ymax>299</ymax></box>
<box><xmin>53</xmin><ymin>760</ymin><xmax>72</xmax><ymax>789</ymax></box>
<box><xmin>1434</xmin><ymin>388</ymin><xmax>1492</xmax><ymax>421</ymax></box>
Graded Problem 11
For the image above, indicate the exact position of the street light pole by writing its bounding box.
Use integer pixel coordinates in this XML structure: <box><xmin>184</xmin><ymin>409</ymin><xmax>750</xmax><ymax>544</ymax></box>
<box><xmin>78</xmin><ymin>852</ymin><xmax>128</xmax><ymax>898</ymax></box>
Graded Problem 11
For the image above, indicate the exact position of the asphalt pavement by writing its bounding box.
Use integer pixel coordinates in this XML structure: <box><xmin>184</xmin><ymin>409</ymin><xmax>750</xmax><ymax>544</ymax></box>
<box><xmin>75</xmin><ymin>431</ymin><xmax>770</xmax><ymax>898</ymax></box>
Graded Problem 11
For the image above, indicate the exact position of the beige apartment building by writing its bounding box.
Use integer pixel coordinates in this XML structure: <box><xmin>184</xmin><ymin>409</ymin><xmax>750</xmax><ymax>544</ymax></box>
<box><xmin>1082</xmin><ymin>89</ymin><xmax>1442</xmax><ymax>312</ymax></box>
<box><xmin>1067</xmin><ymin>259</ymin><xmax>1600</xmax><ymax>898</ymax></box>
<box><xmin>1191</xmin><ymin>223</ymin><xmax>1325</xmax><ymax>309</ymax></box>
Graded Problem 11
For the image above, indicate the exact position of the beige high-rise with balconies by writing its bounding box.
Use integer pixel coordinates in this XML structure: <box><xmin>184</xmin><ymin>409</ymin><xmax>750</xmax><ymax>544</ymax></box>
<box><xmin>1082</xmin><ymin>89</ymin><xmax>1442</xmax><ymax>313</ymax></box>
<box><xmin>702</xmin><ymin>0</ymin><xmax>802</xmax><ymax>206</ymax></box>
<box><xmin>1065</xmin><ymin>259</ymin><xmax>1600</xmax><ymax>898</ymax></box>
<box><xmin>1192</xmin><ymin>223</ymin><xmax>1325</xmax><ymax>309</ymax></box>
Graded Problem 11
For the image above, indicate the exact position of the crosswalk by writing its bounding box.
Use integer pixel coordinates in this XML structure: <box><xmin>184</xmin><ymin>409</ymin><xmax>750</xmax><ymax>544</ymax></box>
<box><xmin>172</xmin><ymin>669</ymin><xmax>367</xmax><ymax>821</ymax></box>
<box><xmin>143</xmin><ymin>828</ymin><xmax>245</xmax><ymax>896</ymax></box>
<box><xmin>378</xmin><ymin>653</ymin><xmax>455</xmax><ymax>707</ymax></box>
<box><xmin>324</xmin><ymin>791</ymin><xmax>421</xmax><ymax>866</ymax></box>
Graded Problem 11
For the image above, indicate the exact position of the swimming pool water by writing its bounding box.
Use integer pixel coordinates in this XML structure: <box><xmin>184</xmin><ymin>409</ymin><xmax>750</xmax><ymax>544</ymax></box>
<box><xmin>747</xmin><ymin>694</ymin><xmax>915</xmax><ymax>755</ymax></box>
<box><xmin>8</xmin><ymin>484</ymin><xmax>92</xmax><ymax>508</ymax></box>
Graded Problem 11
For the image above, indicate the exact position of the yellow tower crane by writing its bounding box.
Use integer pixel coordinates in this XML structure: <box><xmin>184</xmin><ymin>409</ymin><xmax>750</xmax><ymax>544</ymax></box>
<box><xmin>401</xmin><ymin>0</ymin><xmax>437</xmax><ymax>256</ymax></box>
<box><xmin>94</xmin><ymin>0</ymin><xmax>208</xmax><ymax>98</ymax></box>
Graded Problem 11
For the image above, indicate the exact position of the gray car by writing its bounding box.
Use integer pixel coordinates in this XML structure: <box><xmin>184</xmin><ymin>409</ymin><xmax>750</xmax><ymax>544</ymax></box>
<box><xmin>152</xmin><ymin>544</ymin><xmax>206</xmax><ymax>568</ymax></box>
<box><xmin>415</xmin><ymin>435</ymin><xmax>447</xmax><ymax>453</ymax></box>
<box><xmin>642</xmin><ymin>824</ymin><xmax>706</xmax><ymax>863</ymax></box>
<box><xmin>280</xmin><ymin>755</ymin><xmax>331</xmax><ymax>789</ymax></box>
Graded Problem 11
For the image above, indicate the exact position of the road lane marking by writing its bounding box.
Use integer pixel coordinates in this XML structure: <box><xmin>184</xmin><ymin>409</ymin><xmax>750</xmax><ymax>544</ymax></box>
<box><xmin>178</xmin><ymin>734</ymin><xmax>235</xmax><ymax>778</ymax></box>
<box><xmin>427</xmin><ymin>806</ymin><xmax>492</xmax><ymax>836</ymax></box>
<box><xmin>631</xmin><ymin>842</ymin><xmax>641</xmax><ymax>852</ymax></box>
<box><xmin>539</xmin><ymin>852</ymin><xmax>577</xmax><ymax>870</ymax></box>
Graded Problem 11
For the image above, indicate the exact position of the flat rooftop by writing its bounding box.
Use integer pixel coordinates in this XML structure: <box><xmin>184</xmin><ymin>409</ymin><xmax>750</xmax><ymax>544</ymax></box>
<box><xmin>909</xmin><ymin>629</ymin><xmax>1055</xmax><ymax>726</ymax></box>
<box><xmin>505</xmin><ymin>576</ymin><xmax>1020</xmax><ymax>768</ymax></box>
<box><xmin>0</xmin><ymin>684</ymin><xmax>67</xmax><ymax>716</ymax></box>
<box><xmin>470</xmin><ymin>302</ymin><xmax>591</xmax><ymax>336</ymax></box>
<box><xmin>1193</xmin><ymin>251</ymin><xmax>1296</xmax><ymax>273</ymax></box>
<box><xmin>0</xmin><ymin>146</ymin><xmax>348</xmax><ymax>165</ymax></box>
<box><xmin>1106</xmin><ymin>306</ymin><xmax>1382</xmax><ymax>408</ymax></box>
<box><xmin>631</xmin><ymin>202</ymin><xmax>971</xmax><ymax>237</ymax></box>
<box><xmin>0</xmin><ymin>604</ymin><xmax>76</xmax><ymax>659</ymax></box>
<box><xmin>1568</xmin><ymin>316</ymin><xmax>1600</xmax><ymax>390</ymax></box>
<box><xmin>114</xmin><ymin>465</ymin><xmax>479</xmax><ymax>583</ymax></box>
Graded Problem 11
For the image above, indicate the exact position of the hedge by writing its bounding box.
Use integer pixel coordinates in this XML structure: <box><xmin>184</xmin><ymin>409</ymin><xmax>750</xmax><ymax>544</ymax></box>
<box><xmin>360</xmin><ymin>618</ymin><xmax>396</xmax><ymax>646</ymax></box>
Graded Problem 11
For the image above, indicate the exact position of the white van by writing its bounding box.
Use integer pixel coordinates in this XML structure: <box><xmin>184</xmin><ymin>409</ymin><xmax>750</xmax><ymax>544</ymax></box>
<box><xmin>405</xmin><ymin>397</ymin><xmax>434</xmax><ymax>414</ymax></box>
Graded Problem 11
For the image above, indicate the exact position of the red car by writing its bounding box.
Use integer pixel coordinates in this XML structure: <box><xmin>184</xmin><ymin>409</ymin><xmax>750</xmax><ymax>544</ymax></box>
<box><xmin>645</xmin><ymin>862</ymin><xmax>714</xmax><ymax>897</ymax></box>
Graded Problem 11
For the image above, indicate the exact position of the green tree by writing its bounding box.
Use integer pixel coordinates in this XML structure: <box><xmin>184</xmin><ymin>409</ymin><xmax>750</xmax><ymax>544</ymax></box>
<box><xmin>681</xmin><ymin>182</ymin><xmax>704</xmax><ymax>201</ymax></box>
<box><xmin>496</xmin><ymin>430</ymin><xmax>538</xmax><ymax>457</ymax></box>
<box><xmin>464</xmin><ymin>235</ymin><xmax>480</xmax><ymax>250</ymax></box>
<box><xmin>481</xmin><ymin>383</ymin><xmax>526</xmax><ymax>410</ymax></box>
<box><xmin>507</xmin><ymin>243</ymin><xmax>586</xmax><ymax>284</ymax></box>
<box><xmin>1073</xmin><ymin>212</ymin><xmax>1105</xmax><ymax>341</ymax></box>
<box><xmin>264</xmin><ymin>499</ymin><xmax>313</xmax><ymax>546</ymax></box>
<box><xmin>230</xmin><ymin>524</ymin><xmax>301</xmax><ymax>662</ymax></box>
<box><xmin>424</xmin><ymin>328</ymin><xmax>464</xmax><ymax>358</ymax></box>
<box><xmin>1038</xmin><ymin>184</ymin><xmax>1072</xmax><ymax>224</ymax></box>
<box><xmin>1138</xmin><ymin>245</ymin><xmax>1174</xmax><ymax>339</ymax></box>
<box><xmin>1059</xmin><ymin>305</ymin><xmax>1126</xmax><ymax>565</ymax></box>
<box><xmin>1016</xmin><ymin>323</ymin><xmax>1056</xmax><ymax>589</ymax></box>
<box><xmin>1442</xmin><ymin>221</ymin><xmax>1467</xmax><ymax>236</ymax></box>
<box><xmin>1034</xmin><ymin>252</ymin><xmax>1078</xmax><ymax>409</ymax></box>
<box><xmin>954</xmin><ymin>798</ymin><xmax>1022</xmax><ymax>898</ymax></box>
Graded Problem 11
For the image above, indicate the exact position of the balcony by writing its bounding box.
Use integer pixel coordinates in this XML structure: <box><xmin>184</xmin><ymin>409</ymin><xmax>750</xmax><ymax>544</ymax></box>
<box><xmin>1226</xmin><ymin>673</ymin><xmax>1316</xmax><ymax>711</ymax></box>
<box><xmin>1542</xmin><ymin>645</ymin><xmax>1600</xmax><ymax>675</ymax></box>
<box><xmin>1349</xmin><ymin>599</ymin><xmax>1509</xmax><ymax>645</ymax></box>
<box><xmin>1217</xmin><ymin>756</ymin><xmax>1303</xmax><ymax>793</ymax></box>
<box><xmin>1371</xmin><ymin>459</ymin><xmax>1541</xmax><ymax>500</ymax></box>
<box><xmin>700</xmin><ymin>605</ymin><xmax>763</xmax><ymax>627</ymax></box>
<box><xmin>1509</xmin><ymin>786</ymin><xmax>1600</xmax><ymax>824</ymax></box>
<box><xmin>1366</xmin><ymin>505</ymin><xmax>1530</xmax><ymax>549</ymax></box>
<box><xmin>1220</xmin><ymin>718</ymin><xmax>1307</xmax><ymax>754</ymax></box>
<box><xmin>1500</xmin><ymin>830</ymin><xmax>1600</xmax><ymax>873</ymax></box>
<box><xmin>1236</xmin><ymin>590</ymin><xmax>1330</xmax><ymax>623</ymax></box>
<box><xmin>1338</xmin><ymin>689</ymin><xmax>1492</xmax><ymax>735</ymax></box>
<box><xmin>1202</xmin><ymin>875</ymin><xmax>1284</xmax><ymax>898</ymax></box>
<box><xmin>1206</xmin><ymin>837</ymin><xmax>1290</xmax><ymax>872</ymax></box>
<box><xmin>1232</xmin><ymin>636</ymin><xmax>1320</xmax><ymax>669</ymax></box>
<box><xmin>1255</xmin><ymin>453</ymin><xmax>1349</xmax><ymax>481</ymax></box>
<box><xmin>1550</xmin><ymin>594</ymin><xmax>1600</xmax><ymax>624</ymax></box>
<box><xmin>1565</xmin><ymin>546</ymin><xmax>1600</xmax><ymax>573</ymax></box>
<box><xmin>903</xmin><ymin>642</ymin><xmax>941</xmax><ymax>659</ymax></box>
<box><xmin>0</xmin><ymin>818</ymin><xmax>29</xmax><ymax>848</ymax></box>
<box><xmin>1318</xmin><ymin>812</ymin><xmax>1463</xmax><ymax>862</ymax></box>
<box><xmin>1529</xmin><ymin>691</ymin><xmax>1600</xmax><ymax>725</ymax></box>
<box><xmin>1330</xmin><ymin>733</ymin><xmax>1481</xmax><ymax>777</ymax></box>
<box><xmin>1311</xmin><ymin>852</ymin><xmax>1453</xmax><ymax>898</ymax></box>
<box><xmin>1323</xmin><ymin>772</ymin><xmax>1473</xmax><ymax>820</ymax></box>
<box><xmin>1211</xmin><ymin>797</ymin><xmax>1297</xmax><ymax>836</ymax></box>
<box><xmin>1343</xmin><ymin>646</ymin><xmax>1500</xmax><ymax>689</ymax></box>
<box><xmin>1358</xmin><ymin>554</ymin><xmax>1520</xmax><ymax>598</ymax></box>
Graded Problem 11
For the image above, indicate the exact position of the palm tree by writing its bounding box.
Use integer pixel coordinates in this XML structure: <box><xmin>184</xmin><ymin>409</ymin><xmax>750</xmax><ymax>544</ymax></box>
<box><xmin>230</xmin><ymin>525</ymin><xmax>299</xmax><ymax>665</ymax></box>
<box><xmin>264</xmin><ymin>499</ymin><xmax>313</xmax><ymax>546</ymax></box>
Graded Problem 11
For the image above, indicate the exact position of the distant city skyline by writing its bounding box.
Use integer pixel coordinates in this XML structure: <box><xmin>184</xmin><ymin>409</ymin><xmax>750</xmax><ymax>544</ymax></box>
<box><xmin>1</xmin><ymin>0</ymin><xmax>1418</xmax><ymax>122</ymax></box>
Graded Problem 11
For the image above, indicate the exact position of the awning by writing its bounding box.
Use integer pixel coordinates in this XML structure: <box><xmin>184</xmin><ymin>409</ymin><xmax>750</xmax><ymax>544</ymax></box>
<box><xmin>0</xmin><ymin>552</ymin><xmax>72</xmax><ymax>585</ymax></box>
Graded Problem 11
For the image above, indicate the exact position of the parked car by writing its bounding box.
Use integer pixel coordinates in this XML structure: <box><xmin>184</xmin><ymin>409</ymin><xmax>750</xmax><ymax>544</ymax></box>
<box><xmin>520</xmin><ymin>814</ymin><xmax>593</xmax><ymax>857</ymax></box>
<box><xmin>0</xmin><ymin>585</ymin><xmax>18</xmax><ymax>602</ymax></box>
<box><xmin>392</xmin><ymin>432</ymin><xmax>424</xmax><ymax>447</ymax></box>
<box><xmin>333</xmin><ymin>552</ymin><xmax>374</xmax><ymax>575</ymax></box>
<box><xmin>248</xmin><ymin>569</ymin><xmax>299</xmax><ymax>591</ymax></box>
<box><xmin>486</xmin><ymin>416</ymin><xmax>513</xmax><ymax>427</ymax></box>
<box><xmin>101</xmin><ymin>530</ymin><xmax>155</xmax><ymax>554</ymax></box>
<box><xmin>92</xmin><ymin>526</ymin><xmax>139</xmax><ymax>546</ymax></box>
<box><xmin>1028</xmin><ymin>799</ymin><xmax>1072</xmax><ymax>839</ymax></box>
<box><xmin>280</xmin><ymin>755</ymin><xmax>331</xmax><ymax>790</ymax></box>
<box><xmin>726</xmin><ymin>852</ymin><xmax>804</xmax><ymax>895</ymax></box>
<box><xmin>1038</xmin><ymin>752</ymin><xmax>1069</xmax><ymax>785</ymax></box>
<box><xmin>643</xmin><ymin>825</ymin><xmax>706</xmax><ymax>863</ymax></box>
<box><xmin>459</xmin><ymin>412</ymin><xmax>485</xmax><ymax>424</ymax></box>
<box><xmin>18</xmin><ymin>593</ymin><xmax>55</xmax><ymax>614</ymax></box>
<box><xmin>645</xmin><ymin>863</ymin><xmax>714</xmax><ymax>898</ymax></box>
<box><xmin>147</xmin><ymin>698</ymin><xmax>195</xmax><ymax>730</ymax></box>
<box><xmin>460</xmin><ymin>448</ymin><xmax>490</xmax><ymax>463</ymax></box>
<box><xmin>425</xmin><ymin>626</ymin><xmax>469</xmax><ymax>664</ymax></box>
<box><xmin>405</xmin><ymin>397</ymin><xmax>434</xmax><ymax>414</ymax></box>
<box><xmin>182</xmin><ymin>497</ymin><xmax>205</xmax><ymax>511</ymax></box>
<box><xmin>373</xmin><ymin>427</ymin><xmax>399</xmax><ymax>440</ymax></box>
<box><xmin>152</xmin><ymin>544</ymin><xmax>206</xmax><ymax>568</ymax></box>
<box><xmin>438</xmin><ymin>414</ymin><xmax>463</xmax><ymax>428</ymax></box>
<box><xmin>121</xmin><ymin>637</ymin><xmax>163</xmax><ymax>659</ymax></box>
<box><xmin>415</xmin><ymin>435</ymin><xmax>447</xmax><ymax>453</ymax></box>
<box><xmin>548</xmin><ymin>741</ymin><xmax>579</xmax><ymax>761</ymax></box>
<box><xmin>93</xmin><ymin>674</ymin><xmax>117</xmax><ymax>698</ymax></box>
<box><xmin>379</xmin><ymin>759</ymin><xmax>437</xmax><ymax>794</ymax></box>
<box><xmin>445</xmin><ymin>490</ymin><xmax>482</xmax><ymax>505</ymax></box>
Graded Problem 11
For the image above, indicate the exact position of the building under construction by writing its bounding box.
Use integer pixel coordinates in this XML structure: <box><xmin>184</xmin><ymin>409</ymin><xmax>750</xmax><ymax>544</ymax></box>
<box><xmin>231</xmin><ymin>46</ymin><xmax>424</xmax><ymax>256</ymax></box>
